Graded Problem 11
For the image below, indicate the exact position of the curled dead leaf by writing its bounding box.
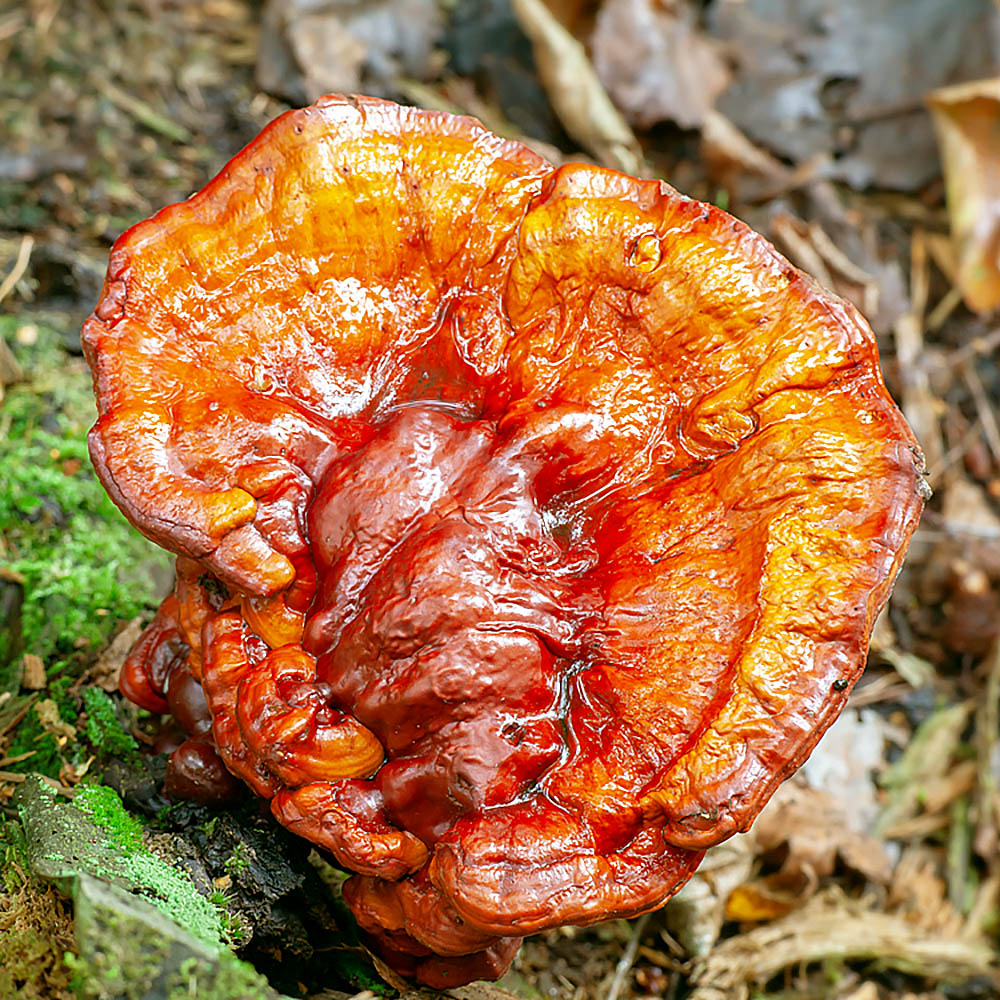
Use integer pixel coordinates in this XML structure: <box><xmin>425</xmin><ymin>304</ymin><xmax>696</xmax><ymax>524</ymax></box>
<box><xmin>724</xmin><ymin>875</ymin><xmax>801</xmax><ymax>924</ymax></box>
<box><xmin>929</xmin><ymin>78</ymin><xmax>1000</xmax><ymax>313</ymax></box>
<box><xmin>35</xmin><ymin>699</ymin><xmax>76</xmax><ymax>743</ymax></box>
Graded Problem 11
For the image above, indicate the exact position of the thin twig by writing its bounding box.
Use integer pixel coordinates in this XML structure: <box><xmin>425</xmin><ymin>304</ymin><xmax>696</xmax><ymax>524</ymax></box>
<box><xmin>895</xmin><ymin>229</ymin><xmax>944</xmax><ymax>475</ymax></box>
<box><xmin>850</xmin><ymin>671</ymin><xmax>913</xmax><ymax>708</ymax></box>
<box><xmin>961</xmin><ymin>363</ymin><xmax>1000</xmax><ymax>467</ymax></box>
<box><xmin>806</xmin><ymin>220</ymin><xmax>874</xmax><ymax>285</ymax></box>
<box><xmin>929</xmin><ymin>416</ymin><xmax>984</xmax><ymax>482</ymax></box>
<box><xmin>605</xmin><ymin>913</ymin><xmax>650</xmax><ymax>1000</ymax></box>
<box><xmin>0</xmin><ymin>696</ymin><xmax>36</xmax><ymax>741</ymax></box>
<box><xmin>910</xmin><ymin>227</ymin><xmax>931</xmax><ymax>320</ymax></box>
<box><xmin>927</xmin><ymin>285</ymin><xmax>964</xmax><ymax>332</ymax></box>
<box><xmin>949</xmin><ymin>325</ymin><xmax>1000</xmax><ymax>367</ymax></box>
<box><xmin>895</xmin><ymin>312</ymin><xmax>944</xmax><ymax>475</ymax></box>
<box><xmin>0</xmin><ymin>770</ymin><xmax>74</xmax><ymax>796</ymax></box>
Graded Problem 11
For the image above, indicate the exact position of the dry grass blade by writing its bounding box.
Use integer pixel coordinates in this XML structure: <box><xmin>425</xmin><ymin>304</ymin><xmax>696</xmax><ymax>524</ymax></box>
<box><xmin>0</xmin><ymin>234</ymin><xmax>34</xmax><ymax>306</ymax></box>
<box><xmin>897</xmin><ymin>230</ymin><xmax>945</xmax><ymax>477</ymax></box>
<box><xmin>771</xmin><ymin>213</ymin><xmax>835</xmax><ymax>291</ymax></box>
<box><xmin>973</xmin><ymin>640</ymin><xmax>1000</xmax><ymax>861</ymax></box>
<box><xmin>89</xmin><ymin>73</ymin><xmax>193</xmax><ymax>144</ymax></box>
<box><xmin>949</xmin><ymin>325</ymin><xmax>1000</xmax><ymax>367</ymax></box>
<box><xmin>806</xmin><ymin>221</ymin><xmax>875</xmax><ymax>286</ymax></box>
<box><xmin>876</xmin><ymin>701</ymin><xmax>972</xmax><ymax>838</ymax></box>
<box><xmin>688</xmin><ymin>889</ymin><xmax>998</xmax><ymax>1000</ymax></box>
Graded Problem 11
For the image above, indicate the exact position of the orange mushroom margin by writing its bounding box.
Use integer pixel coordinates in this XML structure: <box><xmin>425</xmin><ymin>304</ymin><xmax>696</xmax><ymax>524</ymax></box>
<box><xmin>82</xmin><ymin>95</ymin><xmax>926</xmax><ymax>987</ymax></box>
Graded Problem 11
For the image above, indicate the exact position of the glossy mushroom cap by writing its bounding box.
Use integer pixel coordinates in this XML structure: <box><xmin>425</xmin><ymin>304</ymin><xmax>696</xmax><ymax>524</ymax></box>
<box><xmin>85</xmin><ymin>95</ymin><xmax>925</xmax><ymax>988</ymax></box>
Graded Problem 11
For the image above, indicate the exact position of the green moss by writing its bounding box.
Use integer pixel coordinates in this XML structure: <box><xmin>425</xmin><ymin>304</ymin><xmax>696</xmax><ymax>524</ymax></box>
<box><xmin>74</xmin><ymin>786</ymin><xmax>145</xmax><ymax>855</ymax></box>
<box><xmin>16</xmin><ymin>780</ymin><xmax>279</xmax><ymax>996</ymax></box>
<box><xmin>164</xmin><ymin>952</ymin><xmax>276</xmax><ymax>1000</ymax></box>
<box><xmin>0</xmin><ymin>317</ymin><xmax>171</xmax><ymax>676</ymax></box>
<box><xmin>66</xmin><ymin>947</ymin><xmax>276</xmax><ymax>1000</ymax></box>
<box><xmin>120</xmin><ymin>833</ymin><xmax>223</xmax><ymax>944</ymax></box>
<box><xmin>223</xmin><ymin>842</ymin><xmax>249</xmax><ymax>877</ymax></box>
<box><xmin>74</xmin><ymin>785</ymin><xmax>222</xmax><ymax>946</ymax></box>
<box><xmin>65</xmin><ymin>882</ymin><xmax>277</xmax><ymax>1000</ymax></box>
<box><xmin>81</xmin><ymin>687</ymin><xmax>139</xmax><ymax>759</ymax></box>
<box><xmin>2</xmin><ymin>820</ymin><xmax>30</xmax><ymax>892</ymax></box>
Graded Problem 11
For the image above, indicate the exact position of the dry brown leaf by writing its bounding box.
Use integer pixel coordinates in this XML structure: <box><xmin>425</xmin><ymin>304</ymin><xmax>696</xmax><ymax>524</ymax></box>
<box><xmin>287</xmin><ymin>15</ymin><xmax>367</xmax><ymax>97</ymax></box>
<box><xmin>753</xmin><ymin>781</ymin><xmax>893</xmax><ymax>885</ymax></box>
<box><xmin>888</xmin><ymin>844</ymin><xmax>964</xmax><ymax>937</ymax></box>
<box><xmin>699</xmin><ymin>109</ymin><xmax>796</xmax><ymax>201</ymax></box>
<box><xmin>798</xmin><ymin>707</ymin><xmax>890</xmax><ymax>835</ymax></box>
<box><xmin>591</xmin><ymin>0</ymin><xmax>729</xmax><ymax>129</ymax></box>
<box><xmin>914</xmin><ymin>759</ymin><xmax>978</xmax><ymax>816</ymax></box>
<box><xmin>929</xmin><ymin>78</ymin><xmax>1000</xmax><ymax>313</ymax></box>
<box><xmin>511</xmin><ymin>0</ymin><xmax>643</xmax><ymax>174</ymax></box>
<box><xmin>20</xmin><ymin>653</ymin><xmax>46</xmax><ymax>691</ymax></box>
<box><xmin>917</xmin><ymin>478</ymin><xmax>1000</xmax><ymax>674</ymax></box>
<box><xmin>942</xmin><ymin>475</ymin><xmax>1000</xmax><ymax>543</ymax></box>
<box><xmin>34</xmin><ymin>699</ymin><xmax>75</xmax><ymax>743</ymax></box>
<box><xmin>724</xmin><ymin>872</ymin><xmax>804</xmax><ymax>924</ymax></box>
<box><xmin>841</xmin><ymin>985</ymin><xmax>879</xmax><ymax>1000</ymax></box>
<box><xmin>257</xmin><ymin>0</ymin><xmax>443</xmax><ymax>105</ymax></box>
<box><xmin>712</xmin><ymin>0</ymin><xmax>998</xmax><ymax>191</ymax></box>
<box><xmin>91</xmin><ymin>617</ymin><xmax>145</xmax><ymax>693</ymax></box>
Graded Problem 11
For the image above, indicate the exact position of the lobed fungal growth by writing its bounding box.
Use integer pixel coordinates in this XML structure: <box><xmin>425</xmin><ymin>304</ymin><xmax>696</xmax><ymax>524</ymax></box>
<box><xmin>83</xmin><ymin>95</ymin><xmax>925</xmax><ymax>987</ymax></box>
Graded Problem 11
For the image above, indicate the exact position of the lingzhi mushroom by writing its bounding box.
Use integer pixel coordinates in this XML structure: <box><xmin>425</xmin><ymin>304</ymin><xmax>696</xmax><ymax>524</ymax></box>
<box><xmin>83</xmin><ymin>95</ymin><xmax>926</xmax><ymax>987</ymax></box>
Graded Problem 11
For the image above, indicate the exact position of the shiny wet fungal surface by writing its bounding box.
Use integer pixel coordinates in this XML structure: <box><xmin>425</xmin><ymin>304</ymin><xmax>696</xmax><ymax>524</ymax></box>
<box><xmin>85</xmin><ymin>95</ymin><xmax>925</xmax><ymax>986</ymax></box>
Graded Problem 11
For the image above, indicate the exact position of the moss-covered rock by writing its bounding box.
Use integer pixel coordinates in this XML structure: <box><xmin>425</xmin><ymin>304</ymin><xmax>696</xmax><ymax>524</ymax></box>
<box><xmin>14</xmin><ymin>777</ymin><xmax>283</xmax><ymax>1000</ymax></box>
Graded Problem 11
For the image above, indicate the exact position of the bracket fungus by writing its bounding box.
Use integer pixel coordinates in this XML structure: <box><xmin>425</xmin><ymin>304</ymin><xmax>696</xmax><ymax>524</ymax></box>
<box><xmin>84</xmin><ymin>96</ymin><xmax>925</xmax><ymax>987</ymax></box>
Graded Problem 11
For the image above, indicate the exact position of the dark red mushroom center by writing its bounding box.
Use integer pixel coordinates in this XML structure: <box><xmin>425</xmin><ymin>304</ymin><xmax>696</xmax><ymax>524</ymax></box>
<box><xmin>303</xmin><ymin>404</ymin><xmax>594</xmax><ymax>845</ymax></box>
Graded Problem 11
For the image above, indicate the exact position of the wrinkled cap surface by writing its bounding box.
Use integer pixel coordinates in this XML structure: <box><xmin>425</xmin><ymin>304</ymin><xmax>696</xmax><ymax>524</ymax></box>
<box><xmin>84</xmin><ymin>95</ymin><xmax>925</xmax><ymax>987</ymax></box>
